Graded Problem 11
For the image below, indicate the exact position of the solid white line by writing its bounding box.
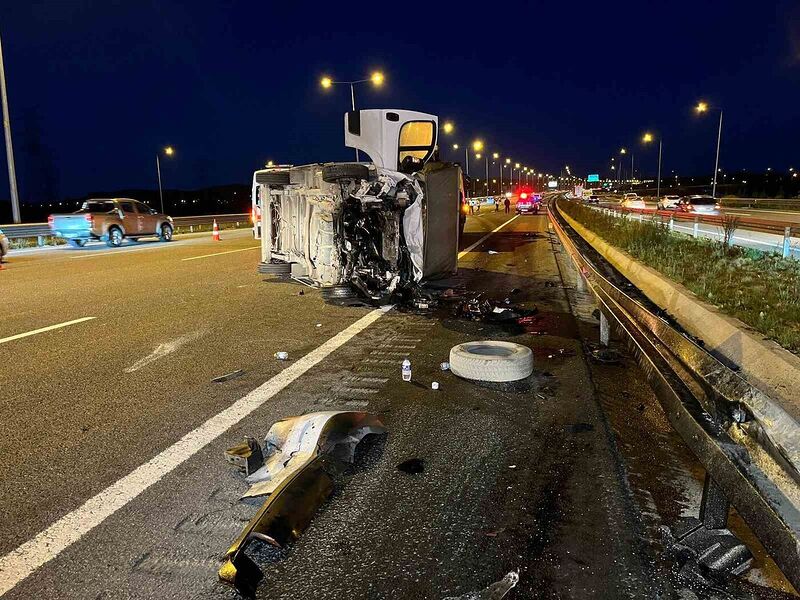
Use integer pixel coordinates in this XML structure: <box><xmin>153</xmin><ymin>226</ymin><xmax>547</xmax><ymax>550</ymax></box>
<box><xmin>458</xmin><ymin>214</ymin><xmax>519</xmax><ymax>259</ymax></box>
<box><xmin>0</xmin><ymin>308</ymin><xmax>386</xmax><ymax>597</ymax></box>
<box><xmin>70</xmin><ymin>246</ymin><xmax>168</xmax><ymax>259</ymax></box>
<box><xmin>0</xmin><ymin>317</ymin><xmax>96</xmax><ymax>345</ymax></box>
<box><xmin>181</xmin><ymin>245</ymin><xmax>260</xmax><ymax>261</ymax></box>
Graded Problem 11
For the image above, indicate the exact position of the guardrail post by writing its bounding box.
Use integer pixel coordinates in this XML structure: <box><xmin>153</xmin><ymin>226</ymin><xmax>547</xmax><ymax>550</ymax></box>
<box><xmin>693</xmin><ymin>216</ymin><xmax>700</xmax><ymax>238</ymax></box>
<box><xmin>783</xmin><ymin>227</ymin><xmax>791</xmax><ymax>259</ymax></box>
<box><xmin>190</xmin><ymin>225</ymin><xmax>194</xmax><ymax>233</ymax></box>
<box><xmin>37</xmin><ymin>235</ymin><xmax>45</xmax><ymax>247</ymax></box>
<box><xmin>669</xmin><ymin>216</ymin><xmax>674</xmax><ymax>232</ymax></box>
<box><xmin>599</xmin><ymin>311</ymin><xmax>610</xmax><ymax>347</ymax></box>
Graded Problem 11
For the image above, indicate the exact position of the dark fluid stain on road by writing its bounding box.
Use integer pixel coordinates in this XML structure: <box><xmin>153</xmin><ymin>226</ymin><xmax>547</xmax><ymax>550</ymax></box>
<box><xmin>396</xmin><ymin>458</ymin><xmax>425</xmax><ymax>474</ymax></box>
<box><xmin>570</xmin><ymin>422</ymin><xmax>595</xmax><ymax>434</ymax></box>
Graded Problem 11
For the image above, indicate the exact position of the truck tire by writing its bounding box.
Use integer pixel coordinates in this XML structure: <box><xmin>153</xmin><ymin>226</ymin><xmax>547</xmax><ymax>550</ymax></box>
<box><xmin>68</xmin><ymin>239</ymin><xmax>87</xmax><ymax>248</ymax></box>
<box><xmin>322</xmin><ymin>163</ymin><xmax>369</xmax><ymax>183</ymax></box>
<box><xmin>258</xmin><ymin>261</ymin><xmax>291</xmax><ymax>275</ymax></box>
<box><xmin>106</xmin><ymin>227</ymin><xmax>123</xmax><ymax>248</ymax></box>
<box><xmin>449</xmin><ymin>341</ymin><xmax>533</xmax><ymax>382</ymax></box>
<box><xmin>255</xmin><ymin>171</ymin><xmax>290</xmax><ymax>186</ymax></box>
<box><xmin>159</xmin><ymin>223</ymin><xmax>173</xmax><ymax>242</ymax></box>
<box><xmin>321</xmin><ymin>284</ymin><xmax>358</xmax><ymax>300</ymax></box>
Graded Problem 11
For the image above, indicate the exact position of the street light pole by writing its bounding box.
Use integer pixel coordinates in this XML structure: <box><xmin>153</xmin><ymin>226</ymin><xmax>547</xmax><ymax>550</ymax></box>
<box><xmin>712</xmin><ymin>110</ymin><xmax>723</xmax><ymax>199</ymax></box>
<box><xmin>0</xmin><ymin>33</ymin><xmax>20</xmax><ymax>223</ymax></box>
<box><xmin>464</xmin><ymin>146</ymin><xmax>469</xmax><ymax>176</ymax></box>
<box><xmin>485</xmin><ymin>154</ymin><xmax>489</xmax><ymax>196</ymax></box>
<box><xmin>156</xmin><ymin>154</ymin><xmax>164</xmax><ymax>214</ymax></box>
<box><xmin>350</xmin><ymin>83</ymin><xmax>358</xmax><ymax>161</ymax></box>
<box><xmin>657</xmin><ymin>139</ymin><xmax>662</xmax><ymax>202</ymax></box>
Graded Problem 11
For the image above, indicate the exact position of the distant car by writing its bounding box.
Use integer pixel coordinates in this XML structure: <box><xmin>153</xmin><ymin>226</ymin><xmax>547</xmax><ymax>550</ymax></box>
<box><xmin>49</xmin><ymin>198</ymin><xmax>174</xmax><ymax>248</ymax></box>
<box><xmin>516</xmin><ymin>192</ymin><xmax>540</xmax><ymax>215</ymax></box>
<box><xmin>677</xmin><ymin>195</ymin><xmax>720</xmax><ymax>215</ymax></box>
<box><xmin>657</xmin><ymin>195</ymin><xmax>681</xmax><ymax>210</ymax></box>
<box><xmin>620</xmin><ymin>194</ymin><xmax>646</xmax><ymax>209</ymax></box>
<box><xmin>0</xmin><ymin>228</ymin><xmax>8</xmax><ymax>262</ymax></box>
<box><xmin>584</xmin><ymin>194</ymin><xmax>600</xmax><ymax>204</ymax></box>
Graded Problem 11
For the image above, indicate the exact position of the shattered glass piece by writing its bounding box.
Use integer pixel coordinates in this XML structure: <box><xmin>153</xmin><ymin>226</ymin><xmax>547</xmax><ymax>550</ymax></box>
<box><xmin>444</xmin><ymin>570</ymin><xmax>520</xmax><ymax>600</ymax></box>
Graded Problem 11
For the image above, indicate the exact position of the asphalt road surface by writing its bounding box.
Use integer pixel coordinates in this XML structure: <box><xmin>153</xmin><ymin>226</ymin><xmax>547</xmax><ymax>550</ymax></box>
<box><xmin>0</xmin><ymin>215</ymin><xmax>795</xmax><ymax>599</ymax></box>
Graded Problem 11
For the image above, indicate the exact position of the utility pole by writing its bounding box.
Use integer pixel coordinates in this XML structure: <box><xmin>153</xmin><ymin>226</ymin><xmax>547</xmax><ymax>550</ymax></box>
<box><xmin>0</xmin><ymin>32</ymin><xmax>20</xmax><ymax>223</ymax></box>
<box><xmin>712</xmin><ymin>110</ymin><xmax>723</xmax><ymax>199</ymax></box>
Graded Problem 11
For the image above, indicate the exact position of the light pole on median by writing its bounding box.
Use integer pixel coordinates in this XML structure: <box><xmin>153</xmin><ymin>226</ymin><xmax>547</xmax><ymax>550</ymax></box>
<box><xmin>642</xmin><ymin>132</ymin><xmax>662</xmax><ymax>202</ymax></box>
<box><xmin>0</xmin><ymin>32</ymin><xmax>20</xmax><ymax>223</ymax></box>
<box><xmin>618</xmin><ymin>148</ymin><xmax>627</xmax><ymax>183</ymax></box>
<box><xmin>696</xmin><ymin>101</ymin><xmax>723</xmax><ymax>199</ymax></box>
<box><xmin>320</xmin><ymin>71</ymin><xmax>385</xmax><ymax>161</ymax></box>
<box><xmin>156</xmin><ymin>146</ymin><xmax>174</xmax><ymax>214</ymax></box>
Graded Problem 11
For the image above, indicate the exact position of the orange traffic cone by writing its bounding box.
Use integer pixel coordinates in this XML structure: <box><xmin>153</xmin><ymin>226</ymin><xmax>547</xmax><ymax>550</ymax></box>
<box><xmin>212</xmin><ymin>220</ymin><xmax>221</xmax><ymax>241</ymax></box>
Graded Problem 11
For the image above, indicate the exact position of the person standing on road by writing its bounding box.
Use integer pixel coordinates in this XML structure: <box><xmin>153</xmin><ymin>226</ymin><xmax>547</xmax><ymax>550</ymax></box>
<box><xmin>469</xmin><ymin>199</ymin><xmax>475</xmax><ymax>215</ymax></box>
<box><xmin>495</xmin><ymin>199</ymin><xmax>500</xmax><ymax>212</ymax></box>
<box><xmin>504</xmin><ymin>197</ymin><xmax>511</xmax><ymax>214</ymax></box>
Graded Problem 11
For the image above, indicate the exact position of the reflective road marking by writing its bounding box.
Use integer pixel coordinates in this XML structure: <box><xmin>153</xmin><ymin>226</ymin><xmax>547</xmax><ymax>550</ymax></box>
<box><xmin>458</xmin><ymin>214</ymin><xmax>520</xmax><ymax>259</ymax></box>
<box><xmin>181</xmin><ymin>246</ymin><xmax>260</xmax><ymax>261</ymax></box>
<box><xmin>0</xmin><ymin>317</ymin><xmax>96</xmax><ymax>346</ymax></box>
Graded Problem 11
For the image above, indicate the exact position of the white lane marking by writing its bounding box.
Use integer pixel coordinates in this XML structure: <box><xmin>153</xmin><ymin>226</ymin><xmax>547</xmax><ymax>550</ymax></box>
<box><xmin>0</xmin><ymin>308</ymin><xmax>386</xmax><ymax>597</ymax></box>
<box><xmin>123</xmin><ymin>332</ymin><xmax>205</xmax><ymax>373</ymax></box>
<box><xmin>458</xmin><ymin>214</ymin><xmax>519</xmax><ymax>259</ymax></box>
<box><xmin>181</xmin><ymin>246</ymin><xmax>260</xmax><ymax>262</ymax></box>
<box><xmin>0</xmin><ymin>317</ymin><xmax>96</xmax><ymax>345</ymax></box>
<box><xmin>70</xmin><ymin>245</ymin><xmax>170</xmax><ymax>259</ymax></box>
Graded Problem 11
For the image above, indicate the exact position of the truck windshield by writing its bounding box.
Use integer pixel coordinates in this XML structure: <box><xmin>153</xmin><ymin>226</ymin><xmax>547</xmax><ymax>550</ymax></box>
<box><xmin>80</xmin><ymin>201</ymin><xmax>115</xmax><ymax>213</ymax></box>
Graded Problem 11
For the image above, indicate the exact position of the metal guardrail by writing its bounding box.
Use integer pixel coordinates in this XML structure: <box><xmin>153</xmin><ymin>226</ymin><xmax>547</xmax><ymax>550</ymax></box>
<box><xmin>549</xmin><ymin>198</ymin><xmax>800</xmax><ymax>589</ymax></box>
<box><xmin>591</xmin><ymin>203</ymin><xmax>798</xmax><ymax>258</ymax></box>
<box><xmin>0</xmin><ymin>214</ymin><xmax>249</xmax><ymax>244</ymax></box>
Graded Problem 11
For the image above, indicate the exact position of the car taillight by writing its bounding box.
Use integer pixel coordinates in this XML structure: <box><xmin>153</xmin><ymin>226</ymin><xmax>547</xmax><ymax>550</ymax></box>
<box><xmin>47</xmin><ymin>215</ymin><xmax>54</xmax><ymax>227</ymax></box>
<box><xmin>520</xmin><ymin>193</ymin><xmax>528</xmax><ymax>199</ymax></box>
<box><xmin>84</xmin><ymin>213</ymin><xmax>93</xmax><ymax>224</ymax></box>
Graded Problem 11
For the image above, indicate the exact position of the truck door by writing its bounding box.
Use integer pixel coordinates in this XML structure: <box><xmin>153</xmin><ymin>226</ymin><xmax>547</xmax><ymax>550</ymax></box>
<box><xmin>118</xmin><ymin>200</ymin><xmax>138</xmax><ymax>234</ymax></box>
<box><xmin>135</xmin><ymin>202</ymin><xmax>158</xmax><ymax>234</ymax></box>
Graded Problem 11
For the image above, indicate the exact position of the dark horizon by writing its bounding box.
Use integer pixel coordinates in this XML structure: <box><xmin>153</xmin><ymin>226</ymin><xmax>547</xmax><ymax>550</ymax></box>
<box><xmin>1</xmin><ymin>0</ymin><xmax>798</xmax><ymax>218</ymax></box>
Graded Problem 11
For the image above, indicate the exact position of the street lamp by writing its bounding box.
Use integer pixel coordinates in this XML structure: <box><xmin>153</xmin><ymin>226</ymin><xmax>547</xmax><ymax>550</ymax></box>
<box><xmin>642</xmin><ymin>132</ymin><xmax>662</xmax><ymax>202</ymax></box>
<box><xmin>696</xmin><ymin>100</ymin><xmax>724</xmax><ymax>199</ymax></box>
<box><xmin>0</xmin><ymin>32</ymin><xmax>20</xmax><ymax>223</ymax></box>
<box><xmin>156</xmin><ymin>146</ymin><xmax>174</xmax><ymax>214</ymax></box>
<box><xmin>320</xmin><ymin>71</ymin><xmax>385</xmax><ymax>160</ymax></box>
<box><xmin>618</xmin><ymin>148</ymin><xmax>627</xmax><ymax>182</ymax></box>
<box><xmin>443</xmin><ymin>121</ymin><xmax>454</xmax><ymax>134</ymax></box>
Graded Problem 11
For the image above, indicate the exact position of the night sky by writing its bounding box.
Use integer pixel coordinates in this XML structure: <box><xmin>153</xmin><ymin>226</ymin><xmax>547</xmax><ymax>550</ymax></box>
<box><xmin>1</xmin><ymin>0</ymin><xmax>798</xmax><ymax>209</ymax></box>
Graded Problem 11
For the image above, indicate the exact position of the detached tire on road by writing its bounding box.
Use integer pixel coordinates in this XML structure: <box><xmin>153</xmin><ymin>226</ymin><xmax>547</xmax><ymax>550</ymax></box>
<box><xmin>258</xmin><ymin>261</ymin><xmax>291</xmax><ymax>275</ymax></box>
<box><xmin>322</xmin><ymin>163</ymin><xmax>370</xmax><ymax>183</ymax></box>
<box><xmin>449</xmin><ymin>341</ymin><xmax>533</xmax><ymax>382</ymax></box>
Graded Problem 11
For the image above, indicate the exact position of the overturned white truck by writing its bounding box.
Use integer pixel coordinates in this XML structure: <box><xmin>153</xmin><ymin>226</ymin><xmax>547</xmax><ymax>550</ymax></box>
<box><xmin>253</xmin><ymin>109</ymin><xmax>464</xmax><ymax>303</ymax></box>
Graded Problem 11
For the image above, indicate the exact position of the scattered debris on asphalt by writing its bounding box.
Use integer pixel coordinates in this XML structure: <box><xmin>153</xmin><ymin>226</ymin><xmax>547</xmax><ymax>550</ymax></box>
<box><xmin>590</xmin><ymin>347</ymin><xmax>621</xmax><ymax>364</ymax></box>
<box><xmin>219</xmin><ymin>412</ymin><xmax>387</xmax><ymax>596</ymax></box>
<box><xmin>212</xmin><ymin>369</ymin><xmax>246</xmax><ymax>383</ymax></box>
<box><xmin>242</xmin><ymin>411</ymin><xmax>385</xmax><ymax>498</ymax></box>
<box><xmin>487</xmin><ymin>250</ymin><xmax>499</xmax><ymax>255</ymax></box>
<box><xmin>316</xmin><ymin>323</ymin><xmax>322</xmax><ymax>327</ymax></box>
<box><xmin>274</xmin><ymin>351</ymin><xmax>289</xmax><ymax>361</ymax></box>
<box><xmin>440</xmin><ymin>361</ymin><xmax>451</xmax><ymax>371</ymax></box>
<box><xmin>224</xmin><ymin>437</ymin><xmax>264</xmax><ymax>476</ymax></box>
<box><xmin>453</xmin><ymin>297</ymin><xmax>537</xmax><ymax>324</ymax></box>
<box><xmin>508</xmin><ymin>465</ymin><xmax>517</xmax><ymax>469</ymax></box>
<box><xmin>485</xmin><ymin>528</ymin><xmax>506</xmax><ymax>538</ymax></box>
<box><xmin>431</xmin><ymin>381</ymin><xmax>439</xmax><ymax>390</ymax></box>
<box><xmin>397</xmin><ymin>458</ymin><xmax>425</xmax><ymax>474</ymax></box>
<box><xmin>444</xmin><ymin>570</ymin><xmax>520</xmax><ymax>600</ymax></box>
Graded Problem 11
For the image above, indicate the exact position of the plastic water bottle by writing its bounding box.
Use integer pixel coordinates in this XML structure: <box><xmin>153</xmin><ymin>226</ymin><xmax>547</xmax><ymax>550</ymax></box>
<box><xmin>401</xmin><ymin>359</ymin><xmax>412</xmax><ymax>382</ymax></box>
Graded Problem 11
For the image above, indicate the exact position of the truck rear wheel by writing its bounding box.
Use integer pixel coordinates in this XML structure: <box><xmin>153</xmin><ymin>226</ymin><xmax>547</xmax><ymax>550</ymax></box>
<box><xmin>322</xmin><ymin>163</ymin><xmax>370</xmax><ymax>183</ymax></box>
<box><xmin>255</xmin><ymin>171</ymin><xmax>290</xmax><ymax>186</ymax></box>
<box><xmin>257</xmin><ymin>261</ymin><xmax>291</xmax><ymax>275</ymax></box>
<box><xmin>106</xmin><ymin>227</ymin><xmax>123</xmax><ymax>248</ymax></box>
